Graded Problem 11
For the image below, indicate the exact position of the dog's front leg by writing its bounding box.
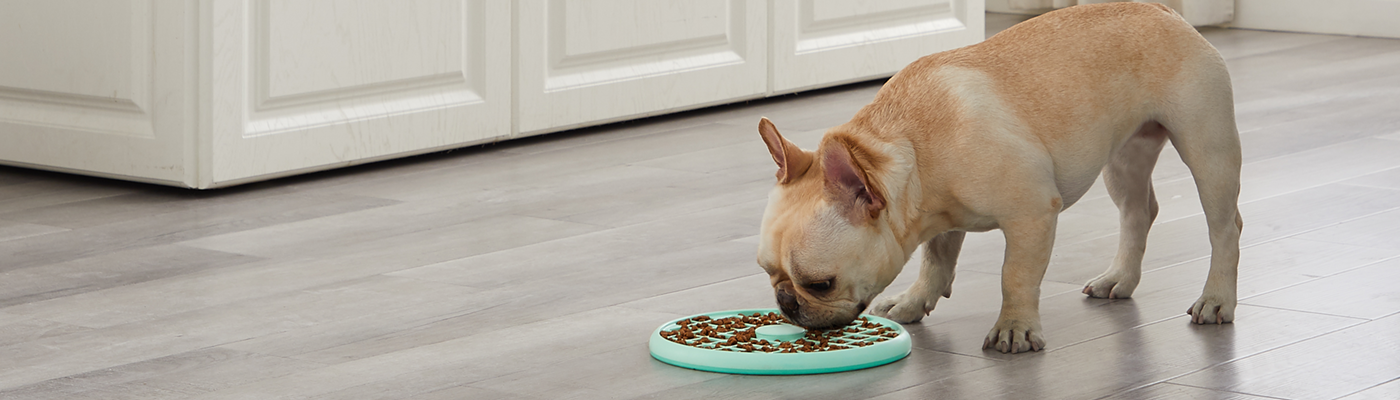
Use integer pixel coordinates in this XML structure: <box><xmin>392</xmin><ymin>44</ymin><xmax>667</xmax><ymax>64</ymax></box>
<box><xmin>984</xmin><ymin>213</ymin><xmax>1056</xmax><ymax>354</ymax></box>
<box><xmin>870</xmin><ymin>231</ymin><xmax>966</xmax><ymax>323</ymax></box>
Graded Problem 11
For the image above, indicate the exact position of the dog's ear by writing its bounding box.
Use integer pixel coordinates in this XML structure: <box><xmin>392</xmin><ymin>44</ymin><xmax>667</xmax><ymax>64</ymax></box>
<box><xmin>759</xmin><ymin>118</ymin><xmax>814</xmax><ymax>184</ymax></box>
<box><xmin>822</xmin><ymin>138</ymin><xmax>886</xmax><ymax>221</ymax></box>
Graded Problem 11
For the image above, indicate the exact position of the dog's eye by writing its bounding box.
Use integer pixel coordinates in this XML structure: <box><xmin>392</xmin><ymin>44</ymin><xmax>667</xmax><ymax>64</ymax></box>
<box><xmin>804</xmin><ymin>279</ymin><xmax>833</xmax><ymax>292</ymax></box>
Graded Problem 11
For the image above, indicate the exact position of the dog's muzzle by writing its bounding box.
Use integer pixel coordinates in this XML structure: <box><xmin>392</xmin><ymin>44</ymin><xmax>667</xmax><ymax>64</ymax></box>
<box><xmin>775</xmin><ymin>280</ymin><xmax>801</xmax><ymax>317</ymax></box>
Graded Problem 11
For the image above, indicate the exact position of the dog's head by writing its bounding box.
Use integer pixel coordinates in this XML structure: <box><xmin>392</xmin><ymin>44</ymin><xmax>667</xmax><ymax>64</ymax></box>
<box><xmin>755</xmin><ymin>118</ymin><xmax>907</xmax><ymax>330</ymax></box>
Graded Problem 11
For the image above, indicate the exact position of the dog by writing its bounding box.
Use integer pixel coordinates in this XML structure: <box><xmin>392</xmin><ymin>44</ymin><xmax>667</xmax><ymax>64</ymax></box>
<box><xmin>754</xmin><ymin>2</ymin><xmax>1242</xmax><ymax>354</ymax></box>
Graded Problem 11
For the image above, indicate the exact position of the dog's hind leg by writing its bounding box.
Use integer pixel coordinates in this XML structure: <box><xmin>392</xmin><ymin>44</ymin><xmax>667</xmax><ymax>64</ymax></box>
<box><xmin>1162</xmin><ymin>63</ymin><xmax>1244</xmax><ymax>324</ymax></box>
<box><xmin>870</xmin><ymin>231</ymin><xmax>965</xmax><ymax>323</ymax></box>
<box><xmin>1084</xmin><ymin>121</ymin><xmax>1169</xmax><ymax>299</ymax></box>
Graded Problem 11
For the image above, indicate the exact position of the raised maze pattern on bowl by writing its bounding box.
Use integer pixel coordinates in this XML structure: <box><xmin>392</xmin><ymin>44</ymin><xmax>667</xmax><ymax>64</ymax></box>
<box><xmin>657</xmin><ymin>312</ymin><xmax>899</xmax><ymax>353</ymax></box>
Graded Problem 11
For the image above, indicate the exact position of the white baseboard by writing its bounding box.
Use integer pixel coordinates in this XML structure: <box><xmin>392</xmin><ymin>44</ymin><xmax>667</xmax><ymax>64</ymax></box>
<box><xmin>986</xmin><ymin>0</ymin><xmax>1052</xmax><ymax>15</ymax></box>
<box><xmin>989</xmin><ymin>0</ymin><xmax>1400</xmax><ymax>39</ymax></box>
<box><xmin>1229</xmin><ymin>0</ymin><xmax>1400</xmax><ymax>38</ymax></box>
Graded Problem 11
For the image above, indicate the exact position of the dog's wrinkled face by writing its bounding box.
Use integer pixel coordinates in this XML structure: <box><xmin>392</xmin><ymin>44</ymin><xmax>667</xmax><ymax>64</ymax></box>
<box><xmin>755</xmin><ymin>118</ymin><xmax>906</xmax><ymax>330</ymax></box>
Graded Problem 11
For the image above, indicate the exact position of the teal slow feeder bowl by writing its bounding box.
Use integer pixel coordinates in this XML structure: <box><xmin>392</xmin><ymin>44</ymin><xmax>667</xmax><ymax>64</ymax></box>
<box><xmin>648</xmin><ymin>309</ymin><xmax>911</xmax><ymax>375</ymax></box>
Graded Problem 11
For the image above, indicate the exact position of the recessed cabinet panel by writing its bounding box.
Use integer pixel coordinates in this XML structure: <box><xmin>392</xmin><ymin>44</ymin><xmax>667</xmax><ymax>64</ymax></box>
<box><xmin>517</xmin><ymin>0</ymin><xmax>767</xmax><ymax>135</ymax></box>
<box><xmin>0</xmin><ymin>0</ymin><xmax>184</xmax><ymax>184</ymax></box>
<box><xmin>261</xmin><ymin>0</ymin><xmax>463</xmax><ymax>99</ymax></box>
<box><xmin>211</xmin><ymin>0</ymin><xmax>509</xmax><ymax>186</ymax></box>
<box><xmin>0</xmin><ymin>1</ymin><xmax>143</xmax><ymax>100</ymax></box>
<box><xmin>0</xmin><ymin>0</ymin><xmax>153</xmax><ymax>138</ymax></box>
<box><xmin>559</xmin><ymin>1</ymin><xmax>729</xmax><ymax>57</ymax></box>
<box><xmin>773</xmin><ymin>0</ymin><xmax>984</xmax><ymax>93</ymax></box>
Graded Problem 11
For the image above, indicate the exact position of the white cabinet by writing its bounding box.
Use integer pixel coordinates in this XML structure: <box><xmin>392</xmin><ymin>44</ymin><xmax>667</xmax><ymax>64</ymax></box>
<box><xmin>771</xmin><ymin>0</ymin><xmax>983</xmax><ymax>93</ymax></box>
<box><xmin>517</xmin><ymin>0</ymin><xmax>983</xmax><ymax>136</ymax></box>
<box><xmin>208</xmin><ymin>0</ymin><xmax>511</xmax><ymax>186</ymax></box>
<box><xmin>0</xmin><ymin>0</ymin><xmax>190</xmax><ymax>185</ymax></box>
<box><xmin>0</xmin><ymin>0</ymin><xmax>510</xmax><ymax>188</ymax></box>
<box><xmin>516</xmin><ymin>0</ymin><xmax>767</xmax><ymax>135</ymax></box>
<box><xmin>0</xmin><ymin>1</ymin><xmax>982</xmax><ymax>188</ymax></box>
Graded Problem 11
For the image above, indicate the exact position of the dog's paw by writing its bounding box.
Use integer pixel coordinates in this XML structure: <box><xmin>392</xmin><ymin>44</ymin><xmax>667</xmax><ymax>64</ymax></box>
<box><xmin>982</xmin><ymin>318</ymin><xmax>1045</xmax><ymax>354</ymax></box>
<box><xmin>869</xmin><ymin>292</ymin><xmax>937</xmax><ymax>324</ymax></box>
<box><xmin>1083</xmin><ymin>271</ymin><xmax>1140</xmax><ymax>299</ymax></box>
<box><xmin>1187</xmin><ymin>292</ymin><xmax>1237</xmax><ymax>324</ymax></box>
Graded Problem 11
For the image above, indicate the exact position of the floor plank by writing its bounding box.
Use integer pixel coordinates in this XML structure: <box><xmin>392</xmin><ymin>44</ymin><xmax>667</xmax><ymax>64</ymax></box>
<box><xmin>874</xmin><ymin>305</ymin><xmax>1362</xmax><ymax>400</ymax></box>
<box><xmin>1169</xmin><ymin>313</ymin><xmax>1400</xmax><ymax>400</ymax></box>
<box><xmin>1102</xmin><ymin>382</ymin><xmax>1284</xmax><ymax>400</ymax></box>
<box><xmin>1242</xmin><ymin>257</ymin><xmax>1400</xmax><ymax>320</ymax></box>
<box><xmin>1338</xmin><ymin>378</ymin><xmax>1400</xmax><ymax>400</ymax></box>
<box><xmin>0</xmin><ymin>245</ymin><xmax>260</xmax><ymax>308</ymax></box>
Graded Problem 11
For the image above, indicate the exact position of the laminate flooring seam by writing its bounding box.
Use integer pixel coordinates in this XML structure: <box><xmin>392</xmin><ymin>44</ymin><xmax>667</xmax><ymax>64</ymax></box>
<box><xmin>1026</xmin><ymin>156</ymin><xmax>1400</xmax><ymax>260</ymax></box>
<box><xmin>1214</xmin><ymin>34</ymin><xmax>1354</xmax><ymax>61</ymax></box>
<box><xmin>1166</xmin><ymin>314</ymin><xmax>1400</xmax><ymax>399</ymax></box>
<box><xmin>0</xmin><ymin>192</ymin><xmax>397</xmax><ymax>272</ymax></box>
<box><xmin>1127</xmin><ymin>205</ymin><xmax>1400</xmax><ymax>281</ymax></box>
<box><xmin>1094</xmin><ymin>317</ymin><xmax>1370</xmax><ymax>400</ymax></box>
<box><xmin>1341</xmin><ymin>166</ymin><xmax>1400</xmax><ymax>191</ymax></box>
<box><xmin>376</xmin><ymin>207</ymin><xmax>763</xmax><ymax>287</ymax></box>
<box><xmin>1031</xmin><ymin>301</ymin><xmax>1283</xmax><ymax>357</ymax></box>
<box><xmin>1235</xmin><ymin>254</ymin><xmax>1400</xmax><ymax>303</ymax></box>
<box><xmin>1233</xmin><ymin>303</ymin><xmax>1383</xmax><ymax>322</ymax></box>
<box><xmin>1146</xmin><ymin>141</ymin><xmax>1400</xmax><ymax>221</ymax></box>
<box><xmin>1044</xmin><ymin>313</ymin><xmax>1190</xmax><ymax>354</ymax></box>
<box><xmin>621</xmin><ymin>359</ymin><xmax>1007</xmax><ymax>400</ymax></box>
<box><xmin>1135</xmin><ymin>230</ymin><xmax>1400</xmax><ymax>281</ymax></box>
<box><xmin>1102</xmin><ymin>382</ymin><xmax>1293</xmax><ymax>400</ymax></box>
<box><xmin>1338</xmin><ymin>377</ymin><xmax>1400</xmax><ymax>400</ymax></box>
<box><xmin>612</xmin><ymin>272</ymin><xmax>766</xmax><ymax>312</ymax></box>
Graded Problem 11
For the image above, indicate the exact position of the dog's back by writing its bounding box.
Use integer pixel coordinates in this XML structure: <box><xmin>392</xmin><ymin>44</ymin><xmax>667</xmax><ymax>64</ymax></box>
<box><xmin>847</xmin><ymin>2</ymin><xmax>1234</xmax><ymax>209</ymax></box>
<box><xmin>875</xmin><ymin>2</ymin><xmax>1223</xmax><ymax>138</ymax></box>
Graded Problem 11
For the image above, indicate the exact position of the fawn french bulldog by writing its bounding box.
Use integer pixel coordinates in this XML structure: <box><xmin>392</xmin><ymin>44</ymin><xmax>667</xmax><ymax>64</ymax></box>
<box><xmin>755</xmin><ymin>3</ymin><xmax>1242</xmax><ymax>353</ymax></box>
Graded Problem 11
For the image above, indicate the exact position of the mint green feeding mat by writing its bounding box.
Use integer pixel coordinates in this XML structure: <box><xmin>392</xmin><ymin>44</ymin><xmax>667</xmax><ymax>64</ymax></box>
<box><xmin>648</xmin><ymin>309</ymin><xmax>911</xmax><ymax>375</ymax></box>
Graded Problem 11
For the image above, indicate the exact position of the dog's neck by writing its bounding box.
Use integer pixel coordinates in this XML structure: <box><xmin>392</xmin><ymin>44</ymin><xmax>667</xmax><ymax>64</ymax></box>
<box><xmin>831</xmin><ymin>124</ymin><xmax>932</xmax><ymax>258</ymax></box>
<box><xmin>847</xmin><ymin>66</ymin><xmax>1003</xmax><ymax>256</ymax></box>
<box><xmin>843</xmin><ymin>118</ymin><xmax>990</xmax><ymax>265</ymax></box>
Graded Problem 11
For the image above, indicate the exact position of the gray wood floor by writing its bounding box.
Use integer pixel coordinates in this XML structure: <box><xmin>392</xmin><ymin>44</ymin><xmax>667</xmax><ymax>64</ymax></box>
<box><xmin>4</xmin><ymin>14</ymin><xmax>1400</xmax><ymax>400</ymax></box>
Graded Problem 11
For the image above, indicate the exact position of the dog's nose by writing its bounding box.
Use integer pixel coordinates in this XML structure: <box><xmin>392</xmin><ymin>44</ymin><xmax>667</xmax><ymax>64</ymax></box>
<box><xmin>775</xmin><ymin>281</ymin><xmax>800</xmax><ymax>316</ymax></box>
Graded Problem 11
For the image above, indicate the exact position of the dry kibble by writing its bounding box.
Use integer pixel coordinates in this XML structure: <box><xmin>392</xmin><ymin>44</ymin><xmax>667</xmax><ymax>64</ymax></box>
<box><xmin>661</xmin><ymin>312</ymin><xmax>899</xmax><ymax>353</ymax></box>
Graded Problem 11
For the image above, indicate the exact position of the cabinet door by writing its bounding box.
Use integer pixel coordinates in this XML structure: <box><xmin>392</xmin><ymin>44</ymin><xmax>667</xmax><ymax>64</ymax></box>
<box><xmin>771</xmin><ymin>0</ymin><xmax>984</xmax><ymax>93</ymax></box>
<box><xmin>0</xmin><ymin>0</ymin><xmax>193</xmax><ymax>186</ymax></box>
<box><xmin>207</xmin><ymin>0</ymin><xmax>510</xmax><ymax>187</ymax></box>
<box><xmin>516</xmin><ymin>0</ymin><xmax>767</xmax><ymax>135</ymax></box>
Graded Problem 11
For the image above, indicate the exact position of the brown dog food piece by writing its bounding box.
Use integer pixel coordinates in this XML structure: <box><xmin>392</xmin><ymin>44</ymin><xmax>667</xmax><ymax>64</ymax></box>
<box><xmin>664</xmin><ymin>312</ymin><xmax>896</xmax><ymax>352</ymax></box>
